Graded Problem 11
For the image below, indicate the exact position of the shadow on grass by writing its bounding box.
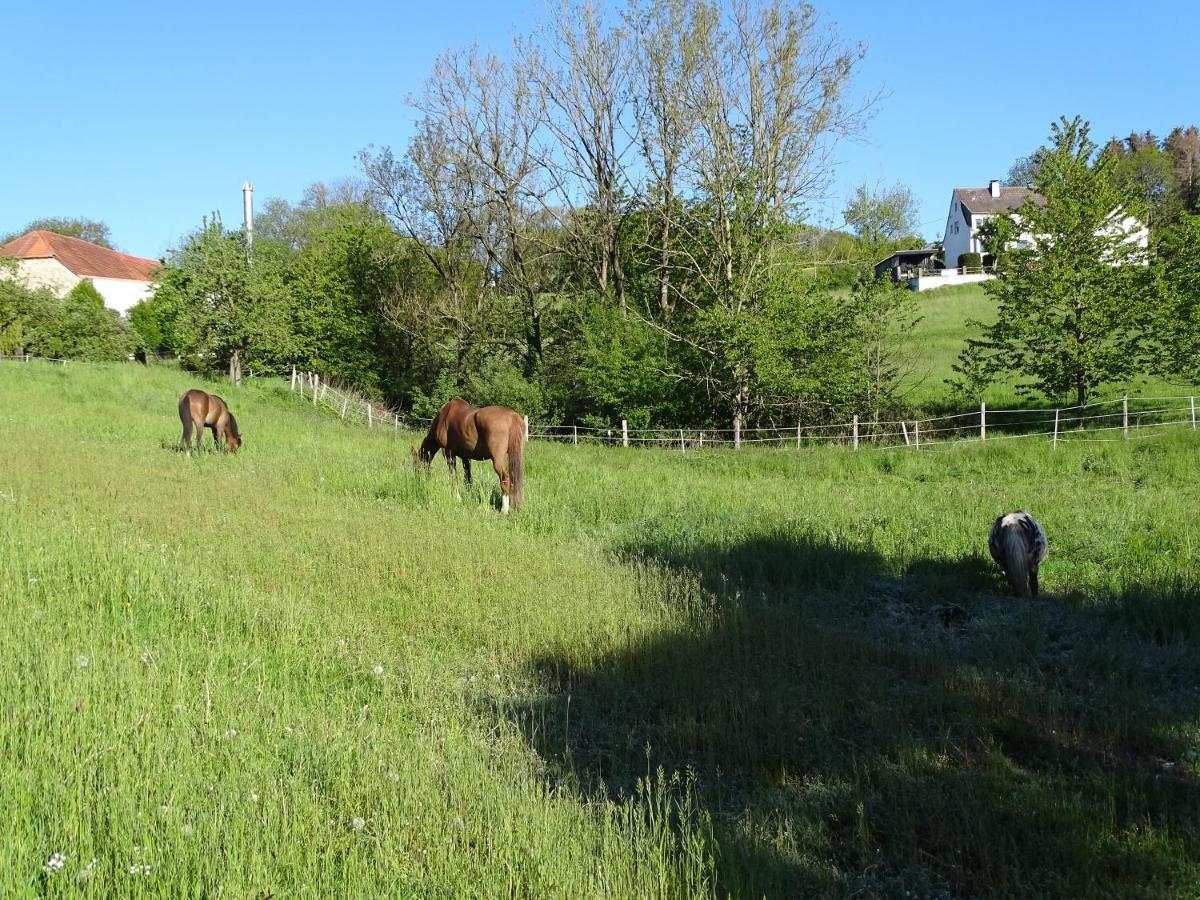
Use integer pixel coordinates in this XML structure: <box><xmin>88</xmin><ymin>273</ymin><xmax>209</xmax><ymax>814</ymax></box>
<box><xmin>504</xmin><ymin>532</ymin><xmax>1200</xmax><ymax>898</ymax></box>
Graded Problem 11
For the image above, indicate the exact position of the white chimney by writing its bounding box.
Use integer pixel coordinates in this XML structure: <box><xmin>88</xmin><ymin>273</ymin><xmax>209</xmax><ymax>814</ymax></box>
<box><xmin>242</xmin><ymin>182</ymin><xmax>254</xmax><ymax>245</ymax></box>
<box><xmin>989</xmin><ymin>179</ymin><xmax>1001</xmax><ymax>198</ymax></box>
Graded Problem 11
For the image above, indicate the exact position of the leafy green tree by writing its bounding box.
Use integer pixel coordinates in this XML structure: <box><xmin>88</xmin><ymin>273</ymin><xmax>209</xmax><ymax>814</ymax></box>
<box><xmin>1102</xmin><ymin>132</ymin><xmax>1181</xmax><ymax>226</ymax></box>
<box><xmin>55</xmin><ymin>281</ymin><xmax>131</xmax><ymax>361</ymax></box>
<box><xmin>962</xmin><ymin>116</ymin><xmax>1154</xmax><ymax>411</ymax></box>
<box><xmin>155</xmin><ymin>219</ymin><xmax>294</xmax><ymax>384</ymax></box>
<box><xmin>842</xmin><ymin>182</ymin><xmax>921</xmax><ymax>247</ymax></box>
<box><xmin>1152</xmin><ymin>214</ymin><xmax>1200</xmax><ymax>382</ymax></box>
<box><xmin>1</xmin><ymin>217</ymin><xmax>115</xmax><ymax>249</ymax></box>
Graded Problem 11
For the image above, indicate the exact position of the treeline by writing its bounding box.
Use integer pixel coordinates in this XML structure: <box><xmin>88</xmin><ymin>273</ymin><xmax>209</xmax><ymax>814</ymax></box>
<box><xmin>0</xmin><ymin>263</ymin><xmax>131</xmax><ymax>361</ymax></box>
<box><xmin>131</xmin><ymin>0</ymin><xmax>924</xmax><ymax>431</ymax></box>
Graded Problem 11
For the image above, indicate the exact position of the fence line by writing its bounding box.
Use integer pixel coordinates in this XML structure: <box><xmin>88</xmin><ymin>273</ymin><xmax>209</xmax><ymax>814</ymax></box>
<box><xmin>4</xmin><ymin>355</ymin><xmax>1197</xmax><ymax>454</ymax></box>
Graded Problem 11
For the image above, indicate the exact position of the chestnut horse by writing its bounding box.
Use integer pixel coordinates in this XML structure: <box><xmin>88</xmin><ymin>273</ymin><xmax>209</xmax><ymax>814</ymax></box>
<box><xmin>416</xmin><ymin>399</ymin><xmax>525</xmax><ymax>512</ymax></box>
<box><xmin>179</xmin><ymin>389</ymin><xmax>242</xmax><ymax>455</ymax></box>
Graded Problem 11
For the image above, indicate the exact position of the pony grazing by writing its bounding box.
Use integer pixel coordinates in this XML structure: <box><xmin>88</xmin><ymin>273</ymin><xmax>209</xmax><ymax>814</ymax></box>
<box><xmin>416</xmin><ymin>399</ymin><xmax>525</xmax><ymax>513</ymax></box>
<box><xmin>179</xmin><ymin>389</ymin><xmax>242</xmax><ymax>455</ymax></box>
<box><xmin>988</xmin><ymin>510</ymin><xmax>1048</xmax><ymax>597</ymax></box>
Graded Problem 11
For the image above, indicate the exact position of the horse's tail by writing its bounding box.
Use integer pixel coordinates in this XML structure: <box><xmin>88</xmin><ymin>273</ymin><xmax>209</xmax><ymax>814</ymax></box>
<box><xmin>1000</xmin><ymin>525</ymin><xmax>1031</xmax><ymax>596</ymax></box>
<box><xmin>508</xmin><ymin>416</ymin><xmax>526</xmax><ymax>509</ymax></box>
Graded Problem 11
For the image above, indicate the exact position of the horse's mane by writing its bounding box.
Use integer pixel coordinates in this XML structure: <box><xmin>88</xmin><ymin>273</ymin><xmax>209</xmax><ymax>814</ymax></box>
<box><xmin>227</xmin><ymin>411</ymin><xmax>240</xmax><ymax>438</ymax></box>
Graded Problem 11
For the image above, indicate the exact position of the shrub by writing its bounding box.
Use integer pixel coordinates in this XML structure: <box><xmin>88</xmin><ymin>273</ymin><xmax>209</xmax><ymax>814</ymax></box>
<box><xmin>958</xmin><ymin>252</ymin><xmax>983</xmax><ymax>269</ymax></box>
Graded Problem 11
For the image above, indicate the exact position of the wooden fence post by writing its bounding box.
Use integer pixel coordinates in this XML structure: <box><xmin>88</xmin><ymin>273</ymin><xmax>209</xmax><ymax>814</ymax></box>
<box><xmin>699</xmin><ymin>431</ymin><xmax>704</xmax><ymax>449</ymax></box>
<box><xmin>679</xmin><ymin>429</ymin><xmax>685</xmax><ymax>453</ymax></box>
<box><xmin>980</xmin><ymin>401</ymin><xmax>986</xmax><ymax>441</ymax></box>
<box><xmin>621</xmin><ymin>420</ymin><xmax>628</xmax><ymax>448</ymax></box>
<box><xmin>1191</xmin><ymin>396</ymin><xmax>1197</xmax><ymax>431</ymax></box>
<box><xmin>1053</xmin><ymin>408</ymin><xmax>1060</xmax><ymax>447</ymax></box>
<box><xmin>914</xmin><ymin>420</ymin><xmax>920</xmax><ymax>448</ymax></box>
<box><xmin>298</xmin><ymin>376</ymin><xmax>304</xmax><ymax>400</ymax></box>
<box><xmin>1122</xmin><ymin>393</ymin><xmax>1129</xmax><ymax>439</ymax></box>
<box><xmin>852</xmin><ymin>415</ymin><xmax>859</xmax><ymax>450</ymax></box>
<box><xmin>290</xmin><ymin>366</ymin><xmax>297</xmax><ymax>390</ymax></box>
<box><xmin>573</xmin><ymin>425</ymin><xmax>578</xmax><ymax>445</ymax></box>
<box><xmin>321</xmin><ymin>382</ymin><xmax>328</xmax><ymax>401</ymax></box>
<box><xmin>796</xmin><ymin>422</ymin><xmax>802</xmax><ymax>448</ymax></box>
<box><xmin>394</xmin><ymin>413</ymin><xmax>399</xmax><ymax>431</ymax></box>
<box><xmin>341</xmin><ymin>398</ymin><xmax>348</xmax><ymax>420</ymax></box>
<box><xmin>900</xmin><ymin>420</ymin><xmax>910</xmax><ymax>446</ymax></box>
<box><xmin>734</xmin><ymin>419</ymin><xmax>741</xmax><ymax>450</ymax></box>
<box><xmin>367</xmin><ymin>402</ymin><xmax>373</xmax><ymax>429</ymax></box>
<box><xmin>313</xmin><ymin>375</ymin><xmax>319</xmax><ymax>406</ymax></box>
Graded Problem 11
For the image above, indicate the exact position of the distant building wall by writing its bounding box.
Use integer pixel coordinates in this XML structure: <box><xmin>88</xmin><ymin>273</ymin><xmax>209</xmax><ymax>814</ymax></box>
<box><xmin>4</xmin><ymin>257</ymin><xmax>80</xmax><ymax>296</ymax></box>
<box><xmin>88</xmin><ymin>277</ymin><xmax>156</xmax><ymax>315</ymax></box>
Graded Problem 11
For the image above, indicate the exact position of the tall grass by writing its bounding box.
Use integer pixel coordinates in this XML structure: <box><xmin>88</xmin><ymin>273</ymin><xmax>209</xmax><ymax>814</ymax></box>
<box><xmin>3</xmin><ymin>360</ymin><xmax>1200</xmax><ymax>897</ymax></box>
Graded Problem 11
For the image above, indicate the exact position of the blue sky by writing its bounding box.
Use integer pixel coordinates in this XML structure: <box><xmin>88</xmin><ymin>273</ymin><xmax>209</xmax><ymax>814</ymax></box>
<box><xmin>1</xmin><ymin>0</ymin><xmax>1194</xmax><ymax>258</ymax></box>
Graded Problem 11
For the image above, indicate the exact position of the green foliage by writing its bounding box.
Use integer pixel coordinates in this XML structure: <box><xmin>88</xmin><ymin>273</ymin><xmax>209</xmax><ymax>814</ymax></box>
<box><xmin>155</xmin><ymin>219</ymin><xmax>295</xmax><ymax>381</ymax></box>
<box><xmin>962</xmin><ymin>116</ymin><xmax>1155</xmax><ymax>407</ymax></box>
<box><xmin>842</xmin><ymin>182</ymin><xmax>922</xmax><ymax>247</ymax></box>
<box><xmin>1151</xmin><ymin>214</ymin><xmax>1200</xmax><ymax>381</ymax></box>
<box><xmin>957</xmin><ymin>251</ymin><xmax>982</xmax><ymax>269</ymax></box>
<box><xmin>0</xmin><ymin>216</ymin><xmax>115</xmax><ymax>249</ymax></box>
<box><xmin>54</xmin><ymin>281</ymin><xmax>131</xmax><ymax>361</ymax></box>
<box><xmin>128</xmin><ymin>290</ymin><xmax>180</xmax><ymax>357</ymax></box>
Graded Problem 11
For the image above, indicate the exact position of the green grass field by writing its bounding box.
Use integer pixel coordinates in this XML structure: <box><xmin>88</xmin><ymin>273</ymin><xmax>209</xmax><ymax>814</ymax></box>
<box><xmin>901</xmin><ymin>284</ymin><xmax>1198</xmax><ymax>409</ymax></box>
<box><xmin>3</xmin><ymin>360</ymin><xmax>1200</xmax><ymax>898</ymax></box>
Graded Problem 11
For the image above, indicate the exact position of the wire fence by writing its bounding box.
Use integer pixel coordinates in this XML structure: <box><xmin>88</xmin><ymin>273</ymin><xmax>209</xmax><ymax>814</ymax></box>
<box><xmin>284</xmin><ymin>366</ymin><xmax>1199</xmax><ymax>454</ymax></box>
<box><xmin>4</xmin><ymin>354</ymin><xmax>1198</xmax><ymax>453</ymax></box>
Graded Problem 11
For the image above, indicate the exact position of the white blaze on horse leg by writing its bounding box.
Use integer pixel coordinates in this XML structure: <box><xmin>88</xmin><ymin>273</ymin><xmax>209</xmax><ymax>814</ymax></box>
<box><xmin>502</xmin><ymin>494</ymin><xmax>510</xmax><ymax>514</ymax></box>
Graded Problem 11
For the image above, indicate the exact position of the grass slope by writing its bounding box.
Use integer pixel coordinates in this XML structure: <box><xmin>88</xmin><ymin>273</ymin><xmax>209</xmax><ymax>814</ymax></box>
<box><xmin>3</xmin><ymin>361</ymin><xmax>1200</xmax><ymax>898</ymax></box>
<box><xmin>901</xmin><ymin>283</ymin><xmax>1198</xmax><ymax>409</ymax></box>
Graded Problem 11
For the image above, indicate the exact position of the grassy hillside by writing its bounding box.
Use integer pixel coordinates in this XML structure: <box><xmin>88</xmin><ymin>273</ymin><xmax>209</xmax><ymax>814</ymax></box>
<box><xmin>901</xmin><ymin>283</ymin><xmax>1197</xmax><ymax>409</ymax></box>
<box><xmin>3</xmin><ymin>360</ymin><xmax>1200</xmax><ymax>897</ymax></box>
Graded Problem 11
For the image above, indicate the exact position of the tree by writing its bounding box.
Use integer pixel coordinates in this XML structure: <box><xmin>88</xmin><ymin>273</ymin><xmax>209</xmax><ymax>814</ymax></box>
<box><xmin>962</xmin><ymin>116</ymin><xmax>1153</xmax><ymax>412</ymax></box>
<box><xmin>155</xmin><ymin>218</ymin><xmax>294</xmax><ymax>384</ymax></box>
<box><xmin>520</xmin><ymin>0</ymin><xmax>631</xmax><ymax>308</ymax></box>
<box><xmin>54</xmin><ymin>281</ymin><xmax>131</xmax><ymax>361</ymax></box>
<box><xmin>1164</xmin><ymin>126</ymin><xmax>1200</xmax><ymax>212</ymax></box>
<box><xmin>842</xmin><ymin>182</ymin><xmax>921</xmax><ymax>247</ymax></box>
<box><xmin>1006</xmin><ymin>153</ymin><xmax>1044</xmax><ymax>188</ymax></box>
<box><xmin>1152</xmin><ymin>213</ymin><xmax>1200</xmax><ymax>382</ymax></box>
<box><xmin>1101</xmin><ymin>132</ymin><xmax>1180</xmax><ymax>226</ymax></box>
<box><xmin>1</xmin><ymin>217</ymin><xmax>115</xmax><ymax>249</ymax></box>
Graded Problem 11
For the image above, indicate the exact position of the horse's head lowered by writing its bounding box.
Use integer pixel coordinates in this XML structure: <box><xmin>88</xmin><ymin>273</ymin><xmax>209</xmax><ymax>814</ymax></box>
<box><xmin>225</xmin><ymin>413</ymin><xmax>243</xmax><ymax>453</ymax></box>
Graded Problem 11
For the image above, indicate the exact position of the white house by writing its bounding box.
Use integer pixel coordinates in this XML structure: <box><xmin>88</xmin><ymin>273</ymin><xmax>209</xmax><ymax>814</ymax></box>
<box><xmin>0</xmin><ymin>230</ymin><xmax>159</xmax><ymax>315</ymax></box>
<box><xmin>942</xmin><ymin>180</ymin><xmax>1045</xmax><ymax>268</ymax></box>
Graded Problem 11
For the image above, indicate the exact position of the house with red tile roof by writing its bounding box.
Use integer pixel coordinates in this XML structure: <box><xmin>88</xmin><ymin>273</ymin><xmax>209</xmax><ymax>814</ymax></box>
<box><xmin>0</xmin><ymin>230</ymin><xmax>159</xmax><ymax>315</ymax></box>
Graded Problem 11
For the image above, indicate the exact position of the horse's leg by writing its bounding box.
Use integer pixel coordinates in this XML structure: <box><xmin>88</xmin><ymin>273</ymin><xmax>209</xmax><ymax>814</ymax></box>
<box><xmin>444</xmin><ymin>449</ymin><xmax>460</xmax><ymax>499</ymax></box>
<box><xmin>491</xmin><ymin>454</ymin><xmax>511</xmax><ymax>514</ymax></box>
<box><xmin>462</xmin><ymin>458</ymin><xmax>473</xmax><ymax>491</ymax></box>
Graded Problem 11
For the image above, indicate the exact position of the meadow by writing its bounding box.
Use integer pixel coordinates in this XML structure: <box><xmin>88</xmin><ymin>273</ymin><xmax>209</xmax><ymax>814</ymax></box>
<box><xmin>3</xmin><ymin>360</ymin><xmax>1200</xmax><ymax>898</ymax></box>
<box><xmin>900</xmin><ymin>283</ymin><xmax>1197</xmax><ymax>410</ymax></box>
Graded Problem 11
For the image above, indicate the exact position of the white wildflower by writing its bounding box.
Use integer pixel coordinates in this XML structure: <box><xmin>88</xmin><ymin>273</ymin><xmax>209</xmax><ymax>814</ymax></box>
<box><xmin>335</xmin><ymin>639</ymin><xmax>347</xmax><ymax>650</ymax></box>
<box><xmin>140</xmin><ymin>649</ymin><xmax>154</xmax><ymax>665</ymax></box>
<box><xmin>128</xmin><ymin>863</ymin><xmax>152</xmax><ymax>876</ymax></box>
<box><xmin>77</xmin><ymin>858</ymin><xmax>97</xmax><ymax>883</ymax></box>
<box><xmin>44</xmin><ymin>852</ymin><xmax>66</xmax><ymax>873</ymax></box>
<box><xmin>77</xmin><ymin>655</ymin><xmax>89</xmax><ymax>669</ymax></box>
<box><xmin>223</xmin><ymin>728</ymin><xmax>238</xmax><ymax>739</ymax></box>
<box><xmin>350</xmin><ymin>816</ymin><xmax>366</xmax><ymax>832</ymax></box>
<box><xmin>181</xmin><ymin>823</ymin><xmax>194</xmax><ymax>838</ymax></box>
<box><xmin>28</xmin><ymin>577</ymin><xmax>38</xmax><ymax>586</ymax></box>
<box><xmin>469</xmin><ymin>675</ymin><xmax>477</xmax><ymax>683</ymax></box>
<box><xmin>250</xmin><ymin>791</ymin><xmax>259</xmax><ymax>803</ymax></box>
<box><xmin>388</xmin><ymin>771</ymin><xmax>400</xmax><ymax>783</ymax></box>
<box><xmin>372</xmin><ymin>664</ymin><xmax>384</xmax><ymax>676</ymax></box>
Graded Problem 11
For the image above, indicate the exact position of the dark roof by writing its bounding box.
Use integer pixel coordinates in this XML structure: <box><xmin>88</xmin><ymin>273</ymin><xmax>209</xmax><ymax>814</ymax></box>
<box><xmin>874</xmin><ymin>247</ymin><xmax>939</xmax><ymax>266</ymax></box>
<box><xmin>954</xmin><ymin>186</ymin><xmax>1046</xmax><ymax>215</ymax></box>
<box><xmin>0</xmin><ymin>230</ymin><xmax>159</xmax><ymax>281</ymax></box>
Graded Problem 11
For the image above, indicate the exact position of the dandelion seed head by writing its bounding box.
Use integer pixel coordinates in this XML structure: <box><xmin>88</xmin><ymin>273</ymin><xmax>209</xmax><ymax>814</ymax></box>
<box><xmin>335</xmin><ymin>639</ymin><xmax>347</xmax><ymax>650</ymax></box>
<box><xmin>250</xmin><ymin>791</ymin><xmax>259</xmax><ymax>803</ymax></box>
<box><xmin>372</xmin><ymin>665</ymin><xmax>384</xmax><ymax>676</ymax></box>
<box><xmin>29</xmin><ymin>577</ymin><xmax>39</xmax><ymax>586</ymax></box>
<box><xmin>181</xmin><ymin>823</ymin><xmax>194</xmax><ymax>837</ymax></box>
<box><xmin>140</xmin><ymin>650</ymin><xmax>153</xmax><ymax>665</ymax></box>
<box><xmin>223</xmin><ymin>728</ymin><xmax>238</xmax><ymax>739</ymax></box>
<box><xmin>350</xmin><ymin>816</ymin><xmax>366</xmax><ymax>832</ymax></box>
<box><xmin>77</xmin><ymin>655</ymin><xmax>89</xmax><ymax>669</ymax></box>
<box><xmin>44</xmin><ymin>852</ymin><xmax>66</xmax><ymax>873</ymax></box>
<box><xmin>469</xmin><ymin>675</ymin><xmax>477</xmax><ymax>683</ymax></box>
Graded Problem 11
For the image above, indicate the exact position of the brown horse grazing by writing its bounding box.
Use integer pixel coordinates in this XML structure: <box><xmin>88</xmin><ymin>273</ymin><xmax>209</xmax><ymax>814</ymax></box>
<box><xmin>416</xmin><ymin>399</ymin><xmax>525</xmax><ymax>512</ymax></box>
<box><xmin>179</xmin><ymin>389</ymin><xmax>242</xmax><ymax>455</ymax></box>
